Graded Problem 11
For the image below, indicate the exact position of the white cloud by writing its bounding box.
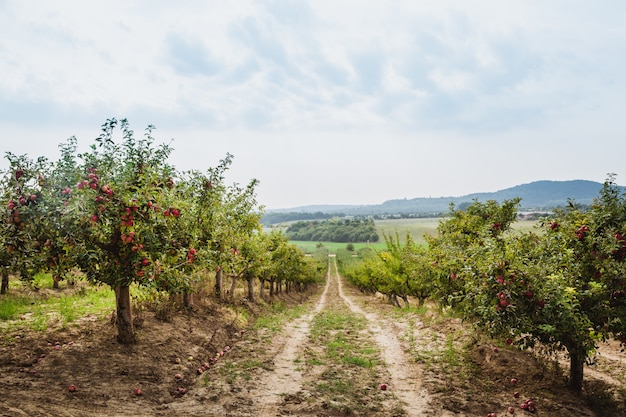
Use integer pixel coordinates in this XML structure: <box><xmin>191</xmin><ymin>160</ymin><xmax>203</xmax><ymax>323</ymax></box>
<box><xmin>1</xmin><ymin>0</ymin><xmax>626</xmax><ymax>207</ymax></box>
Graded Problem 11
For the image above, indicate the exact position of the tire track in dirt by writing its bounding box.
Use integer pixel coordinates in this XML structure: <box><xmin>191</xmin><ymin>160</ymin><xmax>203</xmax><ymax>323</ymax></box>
<box><xmin>253</xmin><ymin>255</ymin><xmax>450</xmax><ymax>416</ymax></box>
<box><xmin>330</xmin><ymin>256</ymin><xmax>459</xmax><ymax>417</ymax></box>
<box><xmin>254</xmin><ymin>259</ymin><xmax>332</xmax><ymax>417</ymax></box>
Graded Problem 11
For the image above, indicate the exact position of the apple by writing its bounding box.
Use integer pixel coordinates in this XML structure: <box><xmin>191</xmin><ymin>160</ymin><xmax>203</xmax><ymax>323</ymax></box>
<box><xmin>511</xmin><ymin>378</ymin><xmax>518</xmax><ymax>384</ymax></box>
<box><xmin>196</xmin><ymin>368</ymin><xmax>204</xmax><ymax>375</ymax></box>
<box><xmin>15</xmin><ymin>169</ymin><xmax>24</xmax><ymax>180</ymax></box>
<box><xmin>493</xmin><ymin>347</ymin><xmax>499</xmax><ymax>353</ymax></box>
<box><xmin>506</xmin><ymin>338</ymin><xmax>513</xmax><ymax>345</ymax></box>
<box><xmin>134</xmin><ymin>388</ymin><xmax>142</xmax><ymax>395</ymax></box>
<box><xmin>513</xmin><ymin>391</ymin><xmax>520</xmax><ymax>398</ymax></box>
<box><xmin>380</xmin><ymin>383</ymin><xmax>388</xmax><ymax>391</ymax></box>
<box><xmin>68</xmin><ymin>384</ymin><xmax>77</xmax><ymax>392</ymax></box>
<box><xmin>508</xmin><ymin>406</ymin><xmax>515</xmax><ymax>414</ymax></box>
<box><xmin>174</xmin><ymin>373</ymin><xmax>182</xmax><ymax>380</ymax></box>
<box><xmin>173</xmin><ymin>357</ymin><xmax>181</xmax><ymax>364</ymax></box>
<box><xmin>90</xmin><ymin>214</ymin><xmax>99</xmax><ymax>223</ymax></box>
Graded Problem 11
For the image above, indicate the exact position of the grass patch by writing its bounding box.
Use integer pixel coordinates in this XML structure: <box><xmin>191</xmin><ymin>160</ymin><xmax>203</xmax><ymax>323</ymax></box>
<box><xmin>253</xmin><ymin>301</ymin><xmax>307</xmax><ymax>332</ymax></box>
<box><xmin>304</xmin><ymin>307</ymin><xmax>387</xmax><ymax>414</ymax></box>
<box><xmin>0</xmin><ymin>275</ymin><xmax>116</xmax><ymax>332</ymax></box>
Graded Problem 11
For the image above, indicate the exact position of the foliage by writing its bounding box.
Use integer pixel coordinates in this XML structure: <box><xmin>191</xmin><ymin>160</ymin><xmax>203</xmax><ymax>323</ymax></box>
<box><xmin>285</xmin><ymin>218</ymin><xmax>379</xmax><ymax>243</ymax></box>
<box><xmin>0</xmin><ymin>118</ymin><xmax>316</xmax><ymax>344</ymax></box>
<box><xmin>425</xmin><ymin>185</ymin><xmax>626</xmax><ymax>391</ymax></box>
<box><xmin>344</xmin><ymin>233</ymin><xmax>434</xmax><ymax>307</ymax></box>
<box><xmin>0</xmin><ymin>153</ymin><xmax>51</xmax><ymax>290</ymax></box>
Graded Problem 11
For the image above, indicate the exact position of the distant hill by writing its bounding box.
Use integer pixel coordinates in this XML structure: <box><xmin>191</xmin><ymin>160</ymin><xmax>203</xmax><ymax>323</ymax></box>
<box><xmin>263</xmin><ymin>180</ymin><xmax>619</xmax><ymax>224</ymax></box>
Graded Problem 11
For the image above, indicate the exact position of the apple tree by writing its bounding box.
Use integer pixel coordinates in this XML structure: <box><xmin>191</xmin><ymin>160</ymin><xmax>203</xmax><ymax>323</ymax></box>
<box><xmin>35</xmin><ymin>137</ymin><xmax>84</xmax><ymax>288</ymax></box>
<box><xmin>427</xmin><ymin>183</ymin><xmax>626</xmax><ymax>392</ymax></box>
<box><xmin>425</xmin><ymin>198</ymin><xmax>521</xmax><ymax>306</ymax></box>
<box><xmin>0</xmin><ymin>153</ymin><xmax>50</xmax><ymax>293</ymax></box>
<box><xmin>61</xmin><ymin>118</ymin><xmax>184</xmax><ymax>344</ymax></box>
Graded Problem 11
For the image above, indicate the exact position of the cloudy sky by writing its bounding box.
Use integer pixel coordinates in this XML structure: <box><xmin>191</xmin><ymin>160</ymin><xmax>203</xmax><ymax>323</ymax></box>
<box><xmin>1</xmin><ymin>1</ymin><xmax>625</xmax><ymax>209</ymax></box>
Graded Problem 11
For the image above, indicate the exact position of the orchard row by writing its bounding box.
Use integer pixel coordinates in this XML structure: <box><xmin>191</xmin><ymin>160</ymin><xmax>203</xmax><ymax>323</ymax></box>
<box><xmin>344</xmin><ymin>177</ymin><xmax>626</xmax><ymax>393</ymax></box>
<box><xmin>1</xmin><ymin>119</ymin><xmax>323</xmax><ymax>344</ymax></box>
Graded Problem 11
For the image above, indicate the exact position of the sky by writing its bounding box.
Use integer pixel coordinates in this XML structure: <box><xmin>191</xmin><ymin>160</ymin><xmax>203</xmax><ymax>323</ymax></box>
<box><xmin>1</xmin><ymin>1</ymin><xmax>625</xmax><ymax>209</ymax></box>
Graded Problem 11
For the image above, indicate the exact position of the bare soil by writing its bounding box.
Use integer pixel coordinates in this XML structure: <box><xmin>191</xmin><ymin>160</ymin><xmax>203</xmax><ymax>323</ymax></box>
<box><xmin>1</xmin><ymin>259</ymin><xmax>626</xmax><ymax>416</ymax></box>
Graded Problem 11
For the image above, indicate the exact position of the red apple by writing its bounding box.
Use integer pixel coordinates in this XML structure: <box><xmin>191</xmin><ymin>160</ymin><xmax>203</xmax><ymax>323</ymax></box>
<box><xmin>380</xmin><ymin>383</ymin><xmax>388</xmax><ymax>391</ymax></box>
<box><xmin>508</xmin><ymin>406</ymin><xmax>515</xmax><ymax>414</ymax></box>
<box><xmin>134</xmin><ymin>388</ymin><xmax>142</xmax><ymax>396</ymax></box>
<box><xmin>513</xmin><ymin>391</ymin><xmax>520</xmax><ymax>398</ymax></box>
<box><xmin>493</xmin><ymin>347</ymin><xmax>499</xmax><ymax>353</ymax></box>
<box><xmin>511</xmin><ymin>378</ymin><xmax>518</xmax><ymax>384</ymax></box>
<box><xmin>506</xmin><ymin>338</ymin><xmax>513</xmax><ymax>345</ymax></box>
<box><xmin>174</xmin><ymin>373</ymin><xmax>182</xmax><ymax>380</ymax></box>
<box><xmin>68</xmin><ymin>384</ymin><xmax>77</xmax><ymax>392</ymax></box>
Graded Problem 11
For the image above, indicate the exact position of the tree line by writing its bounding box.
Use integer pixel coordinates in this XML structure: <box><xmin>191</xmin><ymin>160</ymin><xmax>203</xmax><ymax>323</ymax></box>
<box><xmin>285</xmin><ymin>218</ymin><xmax>379</xmax><ymax>243</ymax></box>
<box><xmin>343</xmin><ymin>177</ymin><xmax>626</xmax><ymax>393</ymax></box>
<box><xmin>1</xmin><ymin>118</ymin><xmax>325</xmax><ymax>344</ymax></box>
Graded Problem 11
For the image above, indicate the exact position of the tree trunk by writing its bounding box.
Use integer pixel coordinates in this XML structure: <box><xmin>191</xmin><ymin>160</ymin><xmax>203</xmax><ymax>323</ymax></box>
<box><xmin>387</xmin><ymin>293</ymin><xmax>400</xmax><ymax>307</ymax></box>
<box><xmin>1</xmin><ymin>269</ymin><xmax>8</xmax><ymax>294</ymax></box>
<box><xmin>215</xmin><ymin>267</ymin><xmax>223</xmax><ymax>300</ymax></box>
<box><xmin>229</xmin><ymin>273</ymin><xmax>237</xmax><ymax>302</ymax></box>
<box><xmin>401</xmin><ymin>295</ymin><xmax>410</xmax><ymax>308</ymax></box>
<box><xmin>52</xmin><ymin>275</ymin><xmax>60</xmax><ymax>289</ymax></box>
<box><xmin>247</xmin><ymin>277</ymin><xmax>255</xmax><ymax>302</ymax></box>
<box><xmin>269</xmin><ymin>279</ymin><xmax>275</xmax><ymax>297</ymax></box>
<box><xmin>183</xmin><ymin>291</ymin><xmax>194</xmax><ymax>309</ymax></box>
<box><xmin>569</xmin><ymin>349</ymin><xmax>585</xmax><ymax>393</ymax></box>
<box><xmin>114</xmin><ymin>285</ymin><xmax>137</xmax><ymax>344</ymax></box>
<box><xmin>259</xmin><ymin>278</ymin><xmax>265</xmax><ymax>300</ymax></box>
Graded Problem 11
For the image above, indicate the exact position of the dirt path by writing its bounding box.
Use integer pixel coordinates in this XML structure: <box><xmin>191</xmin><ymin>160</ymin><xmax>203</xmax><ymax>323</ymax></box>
<box><xmin>253</xmin><ymin>259</ymin><xmax>332</xmax><ymax>416</ymax></box>
<box><xmin>239</xmin><ymin>255</ymin><xmax>438</xmax><ymax>416</ymax></box>
<box><xmin>331</xmin><ymin>256</ymin><xmax>439</xmax><ymax>417</ymax></box>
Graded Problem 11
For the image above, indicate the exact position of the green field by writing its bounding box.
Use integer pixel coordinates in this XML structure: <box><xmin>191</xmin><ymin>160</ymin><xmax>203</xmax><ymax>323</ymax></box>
<box><xmin>290</xmin><ymin>217</ymin><xmax>541</xmax><ymax>253</ymax></box>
